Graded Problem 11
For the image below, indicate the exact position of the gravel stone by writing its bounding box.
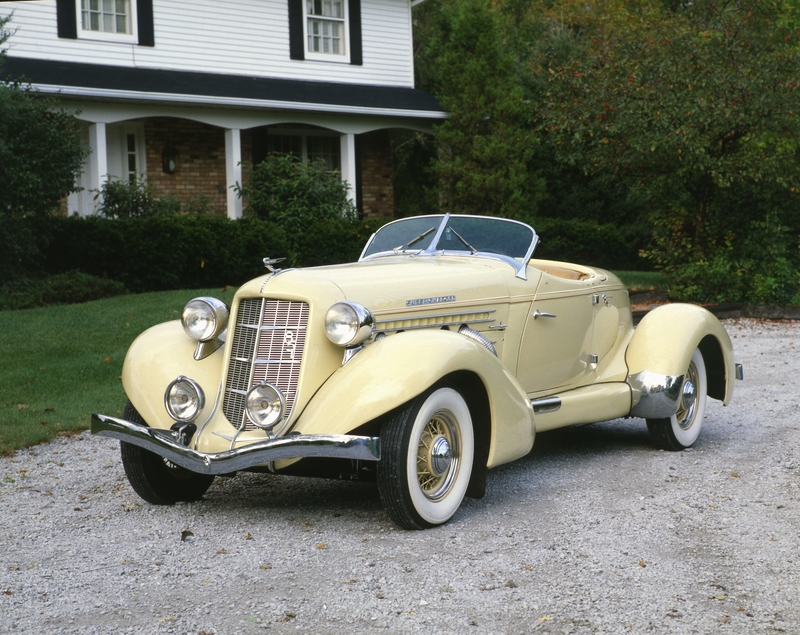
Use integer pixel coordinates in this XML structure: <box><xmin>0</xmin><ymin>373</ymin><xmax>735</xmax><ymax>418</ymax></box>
<box><xmin>1</xmin><ymin>318</ymin><xmax>798</xmax><ymax>634</ymax></box>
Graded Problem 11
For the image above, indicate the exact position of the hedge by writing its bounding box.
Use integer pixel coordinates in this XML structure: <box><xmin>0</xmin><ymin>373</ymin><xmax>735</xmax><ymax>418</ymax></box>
<box><xmin>41</xmin><ymin>215</ymin><xmax>289</xmax><ymax>293</ymax></box>
<box><xmin>37</xmin><ymin>215</ymin><xmax>392</xmax><ymax>295</ymax></box>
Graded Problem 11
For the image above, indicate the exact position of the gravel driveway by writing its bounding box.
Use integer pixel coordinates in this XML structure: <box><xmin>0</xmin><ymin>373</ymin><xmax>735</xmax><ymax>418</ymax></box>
<box><xmin>1</xmin><ymin>318</ymin><xmax>798</xmax><ymax>635</ymax></box>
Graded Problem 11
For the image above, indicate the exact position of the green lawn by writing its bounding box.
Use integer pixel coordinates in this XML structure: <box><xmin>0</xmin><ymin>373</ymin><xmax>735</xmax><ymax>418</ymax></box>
<box><xmin>612</xmin><ymin>270</ymin><xmax>665</xmax><ymax>291</ymax></box>
<box><xmin>0</xmin><ymin>287</ymin><xmax>232</xmax><ymax>455</ymax></box>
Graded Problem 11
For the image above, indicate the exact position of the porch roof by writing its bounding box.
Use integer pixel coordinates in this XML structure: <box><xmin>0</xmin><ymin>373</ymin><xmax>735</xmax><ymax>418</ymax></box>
<box><xmin>2</xmin><ymin>57</ymin><xmax>447</xmax><ymax>120</ymax></box>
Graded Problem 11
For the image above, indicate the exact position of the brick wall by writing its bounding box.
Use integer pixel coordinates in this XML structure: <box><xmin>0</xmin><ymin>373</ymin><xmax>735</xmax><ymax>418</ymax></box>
<box><xmin>144</xmin><ymin>118</ymin><xmax>228</xmax><ymax>215</ymax></box>
<box><xmin>358</xmin><ymin>130</ymin><xmax>394</xmax><ymax>218</ymax></box>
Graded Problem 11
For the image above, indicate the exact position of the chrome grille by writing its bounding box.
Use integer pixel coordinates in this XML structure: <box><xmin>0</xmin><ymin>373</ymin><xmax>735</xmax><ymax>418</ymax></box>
<box><xmin>222</xmin><ymin>298</ymin><xmax>309</xmax><ymax>431</ymax></box>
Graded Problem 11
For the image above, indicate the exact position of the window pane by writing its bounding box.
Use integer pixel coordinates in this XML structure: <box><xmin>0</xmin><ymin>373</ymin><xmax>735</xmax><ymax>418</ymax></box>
<box><xmin>268</xmin><ymin>134</ymin><xmax>302</xmax><ymax>159</ymax></box>
<box><xmin>82</xmin><ymin>0</ymin><xmax>129</xmax><ymax>33</ymax></box>
<box><xmin>307</xmin><ymin>136</ymin><xmax>340</xmax><ymax>172</ymax></box>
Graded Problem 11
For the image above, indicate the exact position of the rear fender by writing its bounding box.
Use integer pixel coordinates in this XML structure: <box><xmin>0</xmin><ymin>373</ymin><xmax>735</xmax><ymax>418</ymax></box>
<box><xmin>626</xmin><ymin>304</ymin><xmax>735</xmax><ymax>416</ymax></box>
<box><xmin>292</xmin><ymin>329</ymin><xmax>535</xmax><ymax>468</ymax></box>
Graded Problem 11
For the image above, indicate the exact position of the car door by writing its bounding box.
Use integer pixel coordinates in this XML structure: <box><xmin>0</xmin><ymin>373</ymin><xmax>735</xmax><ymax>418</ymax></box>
<box><xmin>516</xmin><ymin>272</ymin><xmax>596</xmax><ymax>395</ymax></box>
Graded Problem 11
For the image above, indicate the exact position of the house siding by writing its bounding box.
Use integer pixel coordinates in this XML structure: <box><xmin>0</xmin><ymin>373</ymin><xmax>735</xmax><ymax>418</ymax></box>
<box><xmin>3</xmin><ymin>0</ymin><xmax>414</xmax><ymax>87</ymax></box>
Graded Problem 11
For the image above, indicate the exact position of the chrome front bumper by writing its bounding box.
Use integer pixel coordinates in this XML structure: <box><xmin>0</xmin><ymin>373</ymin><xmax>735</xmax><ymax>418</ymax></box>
<box><xmin>91</xmin><ymin>413</ymin><xmax>381</xmax><ymax>475</ymax></box>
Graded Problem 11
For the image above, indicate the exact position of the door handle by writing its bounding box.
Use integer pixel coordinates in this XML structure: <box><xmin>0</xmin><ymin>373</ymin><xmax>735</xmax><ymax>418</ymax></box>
<box><xmin>533</xmin><ymin>309</ymin><xmax>557</xmax><ymax>319</ymax></box>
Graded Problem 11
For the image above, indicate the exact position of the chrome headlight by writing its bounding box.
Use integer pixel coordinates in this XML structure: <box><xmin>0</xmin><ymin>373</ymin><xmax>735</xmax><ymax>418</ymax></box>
<box><xmin>165</xmin><ymin>376</ymin><xmax>205</xmax><ymax>422</ymax></box>
<box><xmin>245</xmin><ymin>382</ymin><xmax>285</xmax><ymax>430</ymax></box>
<box><xmin>324</xmin><ymin>301</ymin><xmax>374</xmax><ymax>347</ymax></box>
<box><xmin>181</xmin><ymin>297</ymin><xmax>229</xmax><ymax>342</ymax></box>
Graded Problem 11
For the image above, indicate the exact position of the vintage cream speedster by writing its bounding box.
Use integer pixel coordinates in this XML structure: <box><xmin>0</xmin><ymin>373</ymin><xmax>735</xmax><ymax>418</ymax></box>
<box><xmin>92</xmin><ymin>214</ymin><xmax>740</xmax><ymax>529</ymax></box>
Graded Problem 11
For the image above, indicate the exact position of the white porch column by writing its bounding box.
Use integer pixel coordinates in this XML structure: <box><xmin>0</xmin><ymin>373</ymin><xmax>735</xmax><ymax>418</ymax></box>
<box><xmin>340</xmin><ymin>132</ymin><xmax>357</xmax><ymax>207</ymax></box>
<box><xmin>88</xmin><ymin>122</ymin><xmax>108</xmax><ymax>215</ymax></box>
<box><xmin>225</xmin><ymin>128</ymin><xmax>243</xmax><ymax>220</ymax></box>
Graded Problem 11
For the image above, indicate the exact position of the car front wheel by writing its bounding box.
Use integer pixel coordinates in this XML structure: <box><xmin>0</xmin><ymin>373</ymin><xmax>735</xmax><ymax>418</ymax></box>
<box><xmin>378</xmin><ymin>385</ymin><xmax>475</xmax><ymax>529</ymax></box>
<box><xmin>646</xmin><ymin>348</ymin><xmax>707</xmax><ymax>451</ymax></box>
<box><xmin>119</xmin><ymin>401</ymin><xmax>215</xmax><ymax>504</ymax></box>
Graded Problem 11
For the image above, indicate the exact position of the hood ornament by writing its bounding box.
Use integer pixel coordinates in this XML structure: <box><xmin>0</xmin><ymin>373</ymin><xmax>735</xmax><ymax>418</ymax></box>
<box><xmin>263</xmin><ymin>257</ymin><xmax>285</xmax><ymax>274</ymax></box>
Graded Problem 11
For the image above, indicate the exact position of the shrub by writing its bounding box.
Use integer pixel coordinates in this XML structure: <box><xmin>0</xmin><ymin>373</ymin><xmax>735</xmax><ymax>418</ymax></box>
<box><xmin>95</xmin><ymin>178</ymin><xmax>182</xmax><ymax>219</ymax></box>
<box><xmin>235</xmin><ymin>154</ymin><xmax>357</xmax><ymax>262</ymax></box>
<box><xmin>0</xmin><ymin>271</ymin><xmax>127</xmax><ymax>311</ymax></box>
<box><xmin>293</xmin><ymin>217</ymin><xmax>391</xmax><ymax>267</ymax></box>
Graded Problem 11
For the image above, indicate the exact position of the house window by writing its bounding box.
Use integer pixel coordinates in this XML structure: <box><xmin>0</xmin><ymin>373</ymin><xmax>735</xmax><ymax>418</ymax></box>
<box><xmin>75</xmin><ymin>0</ymin><xmax>138</xmax><ymax>41</ymax></box>
<box><xmin>125</xmin><ymin>133</ymin><xmax>138</xmax><ymax>183</ymax></box>
<box><xmin>288</xmin><ymin>0</ymin><xmax>361</xmax><ymax>64</ymax></box>
<box><xmin>266</xmin><ymin>130</ymin><xmax>341</xmax><ymax>173</ymax></box>
<box><xmin>306</xmin><ymin>0</ymin><xmax>345</xmax><ymax>56</ymax></box>
<box><xmin>81</xmin><ymin>0</ymin><xmax>131</xmax><ymax>34</ymax></box>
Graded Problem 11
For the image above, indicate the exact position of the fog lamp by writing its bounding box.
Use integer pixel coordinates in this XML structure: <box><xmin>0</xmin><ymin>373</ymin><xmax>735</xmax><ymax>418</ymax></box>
<box><xmin>245</xmin><ymin>382</ymin><xmax>285</xmax><ymax>430</ymax></box>
<box><xmin>165</xmin><ymin>376</ymin><xmax>205</xmax><ymax>422</ymax></box>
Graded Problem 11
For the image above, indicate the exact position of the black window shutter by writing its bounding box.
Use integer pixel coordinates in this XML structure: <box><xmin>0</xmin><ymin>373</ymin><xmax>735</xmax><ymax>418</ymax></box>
<box><xmin>348</xmin><ymin>0</ymin><xmax>362</xmax><ymax>65</ymax></box>
<box><xmin>137</xmin><ymin>0</ymin><xmax>155</xmax><ymax>46</ymax></box>
<box><xmin>288</xmin><ymin>0</ymin><xmax>304</xmax><ymax>60</ymax></box>
<box><xmin>56</xmin><ymin>0</ymin><xmax>78</xmax><ymax>39</ymax></box>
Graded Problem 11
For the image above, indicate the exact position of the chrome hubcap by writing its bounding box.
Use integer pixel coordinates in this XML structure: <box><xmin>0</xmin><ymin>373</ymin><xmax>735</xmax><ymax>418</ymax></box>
<box><xmin>682</xmin><ymin>379</ymin><xmax>696</xmax><ymax>412</ymax></box>
<box><xmin>677</xmin><ymin>363</ymin><xmax>699</xmax><ymax>430</ymax></box>
<box><xmin>430</xmin><ymin>437</ymin><xmax>453</xmax><ymax>476</ymax></box>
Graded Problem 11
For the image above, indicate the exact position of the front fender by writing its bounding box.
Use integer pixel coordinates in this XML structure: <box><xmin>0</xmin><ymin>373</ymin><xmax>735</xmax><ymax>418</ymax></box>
<box><xmin>121</xmin><ymin>321</ymin><xmax>225</xmax><ymax>432</ymax></box>
<box><xmin>292</xmin><ymin>329</ymin><xmax>535</xmax><ymax>468</ymax></box>
<box><xmin>626</xmin><ymin>303</ymin><xmax>735</xmax><ymax>415</ymax></box>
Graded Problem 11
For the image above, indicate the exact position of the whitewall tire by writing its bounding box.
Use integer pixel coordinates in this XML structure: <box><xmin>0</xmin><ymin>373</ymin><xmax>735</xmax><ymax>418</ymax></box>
<box><xmin>647</xmin><ymin>348</ymin><xmax>707</xmax><ymax>451</ymax></box>
<box><xmin>378</xmin><ymin>385</ymin><xmax>475</xmax><ymax>529</ymax></box>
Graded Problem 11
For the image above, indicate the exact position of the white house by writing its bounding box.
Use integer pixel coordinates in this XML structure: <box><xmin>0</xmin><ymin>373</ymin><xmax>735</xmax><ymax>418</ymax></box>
<box><xmin>1</xmin><ymin>0</ymin><xmax>445</xmax><ymax>218</ymax></box>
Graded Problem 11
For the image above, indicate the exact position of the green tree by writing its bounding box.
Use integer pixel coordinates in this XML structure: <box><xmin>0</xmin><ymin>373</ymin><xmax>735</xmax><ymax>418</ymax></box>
<box><xmin>536</xmin><ymin>0</ymin><xmax>800</xmax><ymax>302</ymax></box>
<box><xmin>413</xmin><ymin>0</ymin><xmax>543</xmax><ymax>218</ymax></box>
<box><xmin>0</xmin><ymin>13</ymin><xmax>86</xmax><ymax>281</ymax></box>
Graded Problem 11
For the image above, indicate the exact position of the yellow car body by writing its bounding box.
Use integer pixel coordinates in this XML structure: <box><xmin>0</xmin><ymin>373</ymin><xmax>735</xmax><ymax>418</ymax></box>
<box><xmin>93</xmin><ymin>214</ymin><xmax>739</xmax><ymax>529</ymax></box>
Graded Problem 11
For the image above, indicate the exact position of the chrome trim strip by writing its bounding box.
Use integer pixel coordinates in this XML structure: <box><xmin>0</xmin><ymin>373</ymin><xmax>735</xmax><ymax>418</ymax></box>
<box><xmin>376</xmin><ymin>318</ymin><xmax>496</xmax><ymax>332</ymax></box>
<box><xmin>735</xmin><ymin>363</ymin><xmax>744</xmax><ymax>381</ymax></box>
<box><xmin>530</xmin><ymin>397</ymin><xmax>561</xmax><ymax>415</ymax></box>
<box><xmin>458</xmin><ymin>325</ymin><xmax>497</xmax><ymax>356</ymax></box>
<box><xmin>628</xmin><ymin>372</ymin><xmax>685</xmax><ymax>418</ymax></box>
<box><xmin>375</xmin><ymin>309</ymin><xmax>495</xmax><ymax>326</ymax></box>
<box><xmin>92</xmin><ymin>413</ymin><xmax>381</xmax><ymax>474</ymax></box>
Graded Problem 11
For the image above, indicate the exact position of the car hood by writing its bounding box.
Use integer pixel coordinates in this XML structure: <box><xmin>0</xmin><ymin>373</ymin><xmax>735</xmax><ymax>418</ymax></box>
<box><xmin>236</xmin><ymin>255</ymin><xmax>512</xmax><ymax>314</ymax></box>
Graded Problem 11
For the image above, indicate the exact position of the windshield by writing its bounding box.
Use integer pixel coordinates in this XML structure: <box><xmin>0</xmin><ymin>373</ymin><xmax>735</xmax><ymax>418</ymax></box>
<box><xmin>361</xmin><ymin>214</ymin><xmax>536</xmax><ymax>260</ymax></box>
<box><xmin>360</xmin><ymin>214</ymin><xmax>538</xmax><ymax>279</ymax></box>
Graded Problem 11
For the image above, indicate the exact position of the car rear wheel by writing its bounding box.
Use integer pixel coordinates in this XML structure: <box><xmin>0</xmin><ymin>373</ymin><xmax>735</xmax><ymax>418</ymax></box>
<box><xmin>378</xmin><ymin>385</ymin><xmax>474</xmax><ymax>529</ymax></box>
<box><xmin>646</xmin><ymin>348</ymin><xmax>707</xmax><ymax>451</ymax></box>
<box><xmin>119</xmin><ymin>401</ymin><xmax>214</xmax><ymax>504</ymax></box>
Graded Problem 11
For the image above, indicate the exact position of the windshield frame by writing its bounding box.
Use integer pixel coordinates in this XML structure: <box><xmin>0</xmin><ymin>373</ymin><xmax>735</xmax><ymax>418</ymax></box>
<box><xmin>359</xmin><ymin>214</ymin><xmax>539</xmax><ymax>280</ymax></box>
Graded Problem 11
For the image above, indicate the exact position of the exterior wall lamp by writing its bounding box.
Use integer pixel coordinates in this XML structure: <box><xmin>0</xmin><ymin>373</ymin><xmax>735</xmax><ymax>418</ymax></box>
<box><xmin>162</xmin><ymin>146</ymin><xmax>180</xmax><ymax>174</ymax></box>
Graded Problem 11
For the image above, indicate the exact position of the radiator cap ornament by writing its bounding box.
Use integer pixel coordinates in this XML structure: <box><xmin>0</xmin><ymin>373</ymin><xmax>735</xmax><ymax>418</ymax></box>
<box><xmin>263</xmin><ymin>257</ymin><xmax>286</xmax><ymax>273</ymax></box>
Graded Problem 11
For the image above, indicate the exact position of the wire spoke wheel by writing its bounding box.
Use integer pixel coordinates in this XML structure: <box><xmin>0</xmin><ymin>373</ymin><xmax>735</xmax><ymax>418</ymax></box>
<box><xmin>378</xmin><ymin>385</ymin><xmax>474</xmax><ymax>529</ymax></box>
<box><xmin>416</xmin><ymin>411</ymin><xmax>460</xmax><ymax>501</ymax></box>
